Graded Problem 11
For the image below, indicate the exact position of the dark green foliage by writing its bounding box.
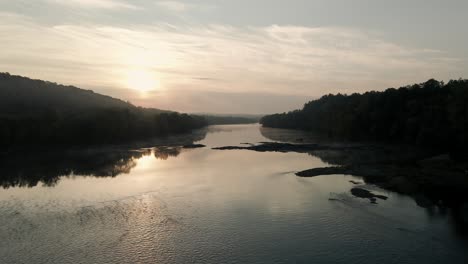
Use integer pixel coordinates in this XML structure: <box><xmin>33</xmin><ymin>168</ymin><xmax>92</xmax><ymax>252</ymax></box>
<box><xmin>0</xmin><ymin>73</ymin><xmax>207</xmax><ymax>146</ymax></box>
<box><xmin>260</xmin><ymin>79</ymin><xmax>468</xmax><ymax>151</ymax></box>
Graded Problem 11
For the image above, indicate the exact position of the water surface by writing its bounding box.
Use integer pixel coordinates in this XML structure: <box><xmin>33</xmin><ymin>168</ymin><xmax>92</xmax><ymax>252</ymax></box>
<box><xmin>1</xmin><ymin>124</ymin><xmax>467</xmax><ymax>263</ymax></box>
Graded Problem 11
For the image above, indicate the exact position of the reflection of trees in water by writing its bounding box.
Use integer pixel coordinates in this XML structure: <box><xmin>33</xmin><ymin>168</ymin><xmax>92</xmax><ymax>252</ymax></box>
<box><xmin>153</xmin><ymin>146</ymin><xmax>181</xmax><ymax>160</ymax></box>
<box><xmin>0</xmin><ymin>128</ymin><xmax>208</xmax><ymax>188</ymax></box>
<box><xmin>0</xmin><ymin>148</ymin><xmax>151</xmax><ymax>188</ymax></box>
<box><xmin>307</xmin><ymin>146</ymin><xmax>428</xmax><ymax>166</ymax></box>
<box><xmin>260</xmin><ymin>126</ymin><xmax>333</xmax><ymax>144</ymax></box>
<box><xmin>261</xmin><ymin>126</ymin><xmax>429</xmax><ymax>165</ymax></box>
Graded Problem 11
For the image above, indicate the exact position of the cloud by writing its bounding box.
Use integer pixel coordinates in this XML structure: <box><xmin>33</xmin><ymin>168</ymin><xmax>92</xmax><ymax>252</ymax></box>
<box><xmin>0</xmin><ymin>12</ymin><xmax>463</xmax><ymax>112</ymax></box>
<box><xmin>46</xmin><ymin>0</ymin><xmax>140</xmax><ymax>10</ymax></box>
<box><xmin>156</xmin><ymin>1</ymin><xmax>190</xmax><ymax>12</ymax></box>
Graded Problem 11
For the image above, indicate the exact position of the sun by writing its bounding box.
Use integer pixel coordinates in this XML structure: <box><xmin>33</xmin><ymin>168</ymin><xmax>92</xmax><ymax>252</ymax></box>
<box><xmin>125</xmin><ymin>69</ymin><xmax>160</xmax><ymax>92</ymax></box>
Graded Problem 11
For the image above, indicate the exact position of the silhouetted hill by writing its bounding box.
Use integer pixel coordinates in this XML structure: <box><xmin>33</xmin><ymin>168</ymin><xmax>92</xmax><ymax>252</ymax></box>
<box><xmin>0</xmin><ymin>72</ymin><xmax>166</xmax><ymax>117</ymax></box>
<box><xmin>261</xmin><ymin>79</ymin><xmax>468</xmax><ymax>153</ymax></box>
<box><xmin>0</xmin><ymin>73</ymin><xmax>206</xmax><ymax>145</ymax></box>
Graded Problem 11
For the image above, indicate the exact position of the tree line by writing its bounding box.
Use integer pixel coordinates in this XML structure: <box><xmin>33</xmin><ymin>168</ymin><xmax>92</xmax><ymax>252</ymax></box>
<box><xmin>0</xmin><ymin>73</ymin><xmax>207</xmax><ymax>146</ymax></box>
<box><xmin>0</xmin><ymin>108</ymin><xmax>207</xmax><ymax>146</ymax></box>
<box><xmin>260</xmin><ymin>79</ymin><xmax>468</xmax><ymax>152</ymax></box>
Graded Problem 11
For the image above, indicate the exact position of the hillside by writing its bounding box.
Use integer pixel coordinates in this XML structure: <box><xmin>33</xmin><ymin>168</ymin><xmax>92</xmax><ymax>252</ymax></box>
<box><xmin>0</xmin><ymin>73</ymin><xmax>169</xmax><ymax>117</ymax></box>
<box><xmin>0</xmin><ymin>73</ymin><xmax>206</xmax><ymax>145</ymax></box>
<box><xmin>261</xmin><ymin>79</ymin><xmax>468</xmax><ymax>152</ymax></box>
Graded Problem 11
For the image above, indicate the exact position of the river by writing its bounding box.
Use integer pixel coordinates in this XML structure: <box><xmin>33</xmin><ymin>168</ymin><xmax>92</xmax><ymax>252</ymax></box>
<box><xmin>0</xmin><ymin>124</ymin><xmax>467</xmax><ymax>263</ymax></box>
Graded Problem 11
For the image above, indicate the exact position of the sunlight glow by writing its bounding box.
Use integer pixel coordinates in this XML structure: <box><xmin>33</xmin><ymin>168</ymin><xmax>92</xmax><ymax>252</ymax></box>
<box><xmin>125</xmin><ymin>69</ymin><xmax>160</xmax><ymax>92</ymax></box>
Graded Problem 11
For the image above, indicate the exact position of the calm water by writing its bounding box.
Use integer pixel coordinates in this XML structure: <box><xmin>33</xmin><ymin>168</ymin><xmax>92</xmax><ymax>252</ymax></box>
<box><xmin>1</xmin><ymin>124</ymin><xmax>467</xmax><ymax>263</ymax></box>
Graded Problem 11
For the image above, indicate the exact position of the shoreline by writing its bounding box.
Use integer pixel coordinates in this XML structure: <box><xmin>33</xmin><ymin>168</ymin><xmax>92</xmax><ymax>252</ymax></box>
<box><xmin>213</xmin><ymin>142</ymin><xmax>468</xmax><ymax>210</ymax></box>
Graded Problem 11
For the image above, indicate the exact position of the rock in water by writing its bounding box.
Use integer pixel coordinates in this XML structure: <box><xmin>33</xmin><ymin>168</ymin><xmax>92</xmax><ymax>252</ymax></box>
<box><xmin>182</xmin><ymin>144</ymin><xmax>206</xmax><ymax>149</ymax></box>
<box><xmin>349</xmin><ymin>180</ymin><xmax>362</xmax><ymax>185</ymax></box>
<box><xmin>350</xmin><ymin>187</ymin><xmax>388</xmax><ymax>203</ymax></box>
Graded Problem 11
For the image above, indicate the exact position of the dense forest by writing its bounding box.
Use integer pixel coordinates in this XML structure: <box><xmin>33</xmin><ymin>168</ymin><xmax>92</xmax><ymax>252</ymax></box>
<box><xmin>0</xmin><ymin>73</ymin><xmax>207</xmax><ymax>146</ymax></box>
<box><xmin>261</xmin><ymin>79</ymin><xmax>468</xmax><ymax>152</ymax></box>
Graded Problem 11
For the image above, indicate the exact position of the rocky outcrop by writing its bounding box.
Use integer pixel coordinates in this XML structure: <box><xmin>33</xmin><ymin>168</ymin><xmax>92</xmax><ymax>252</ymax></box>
<box><xmin>350</xmin><ymin>188</ymin><xmax>388</xmax><ymax>203</ymax></box>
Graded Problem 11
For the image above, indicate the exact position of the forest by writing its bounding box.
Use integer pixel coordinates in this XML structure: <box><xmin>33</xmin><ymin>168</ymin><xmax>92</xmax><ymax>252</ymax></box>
<box><xmin>0</xmin><ymin>73</ymin><xmax>207</xmax><ymax>146</ymax></box>
<box><xmin>260</xmin><ymin>79</ymin><xmax>468</xmax><ymax>152</ymax></box>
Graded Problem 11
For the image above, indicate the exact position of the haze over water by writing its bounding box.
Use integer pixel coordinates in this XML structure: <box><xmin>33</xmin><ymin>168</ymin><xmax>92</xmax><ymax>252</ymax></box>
<box><xmin>1</xmin><ymin>124</ymin><xmax>467</xmax><ymax>263</ymax></box>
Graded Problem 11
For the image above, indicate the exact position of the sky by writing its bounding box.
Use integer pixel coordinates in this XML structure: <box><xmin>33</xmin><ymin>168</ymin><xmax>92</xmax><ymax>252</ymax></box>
<box><xmin>1</xmin><ymin>0</ymin><xmax>467</xmax><ymax>114</ymax></box>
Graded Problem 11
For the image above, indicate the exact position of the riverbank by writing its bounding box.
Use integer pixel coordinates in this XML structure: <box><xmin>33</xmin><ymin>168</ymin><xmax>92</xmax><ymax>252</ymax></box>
<box><xmin>213</xmin><ymin>142</ymin><xmax>468</xmax><ymax>209</ymax></box>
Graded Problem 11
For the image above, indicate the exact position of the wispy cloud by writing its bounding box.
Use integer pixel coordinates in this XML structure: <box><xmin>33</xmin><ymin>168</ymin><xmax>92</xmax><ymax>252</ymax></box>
<box><xmin>155</xmin><ymin>1</ymin><xmax>216</xmax><ymax>14</ymax></box>
<box><xmin>156</xmin><ymin>1</ymin><xmax>190</xmax><ymax>12</ymax></box>
<box><xmin>0</xmin><ymin>12</ymin><xmax>462</xmax><ymax>112</ymax></box>
<box><xmin>46</xmin><ymin>0</ymin><xmax>140</xmax><ymax>10</ymax></box>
